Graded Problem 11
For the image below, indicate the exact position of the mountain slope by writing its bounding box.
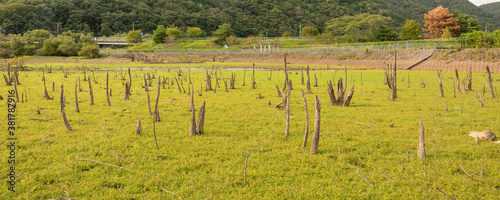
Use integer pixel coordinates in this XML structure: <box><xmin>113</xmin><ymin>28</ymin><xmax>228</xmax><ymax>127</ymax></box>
<box><xmin>480</xmin><ymin>2</ymin><xmax>500</xmax><ymax>15</ymax></box>
<box><xmin>0</xmin><ymin>0</ymin><xmax>497</xmax><ymax>37</ymax></box>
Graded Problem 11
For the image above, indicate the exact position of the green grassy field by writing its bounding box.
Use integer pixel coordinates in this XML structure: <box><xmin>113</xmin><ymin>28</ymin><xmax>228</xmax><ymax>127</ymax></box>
<box><xmin>1</xmin><ymin>62</ymin><xmax>499</xmax><ymax>199</ymax></box>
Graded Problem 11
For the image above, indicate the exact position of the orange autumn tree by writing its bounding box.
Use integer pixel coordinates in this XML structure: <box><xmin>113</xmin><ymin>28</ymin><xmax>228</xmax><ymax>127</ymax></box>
<box><xmin>422</xmin><ymin>6</ymin><xmax>460</xmax><ymax>39</ymax></box>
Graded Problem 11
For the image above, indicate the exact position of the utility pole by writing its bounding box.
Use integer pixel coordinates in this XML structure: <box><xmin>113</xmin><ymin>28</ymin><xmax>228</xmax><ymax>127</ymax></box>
<box><xmin>299</xmin><ymin>25</ymin><xmax>302</xmax><ymax>39</ymax></box>
<box><xmin>54</xmin><ymin>22</ymin><xmax>62</xmax><ymax>37</ymax></box>
<box><xmin>468</xmin><ymin>18</ymin><xmax>470</xmax><ymax>33</ymax></box>
<box><xmin>133</xmin><ymin>21</ymin><xmax>139</xmax><ymax>31</ymax></box>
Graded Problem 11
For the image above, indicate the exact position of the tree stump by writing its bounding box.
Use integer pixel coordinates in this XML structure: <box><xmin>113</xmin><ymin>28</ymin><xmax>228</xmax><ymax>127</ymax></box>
<box><xmin>196</xmin><ymin>101</ymin><xmax>206</xmax><ymax>134</ymax></box>
<box><xmin>60</xmin><ymin>84</ymin><xmax>73</xmax><ymax>131</ymax></box>
<box><xmin>418</xmin><ymin>118</ymin><xmax>425</xmax><ymax>159</ymax></box>
<box><xmin>309</xmin><ymin>95</ymin><xmax>321</xmax><ymax>154</ymax></box>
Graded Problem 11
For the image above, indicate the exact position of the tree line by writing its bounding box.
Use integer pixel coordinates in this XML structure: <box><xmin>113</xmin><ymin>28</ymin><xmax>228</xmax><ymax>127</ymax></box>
<box><xmin>0</xmin><ymin>0</ymin><xmax>497</xmax><ymax>38</ymax></box>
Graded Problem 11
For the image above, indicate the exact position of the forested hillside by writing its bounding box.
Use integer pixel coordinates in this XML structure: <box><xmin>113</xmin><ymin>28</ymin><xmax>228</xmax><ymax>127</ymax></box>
<box><xmin>0</xmin><ymin>0</ymin><xmax>498</xmax><ymax>37</ymax></box>
<box><xmin>480</xmin><ymin>2</ymin><xmax>500</xmax><ymax>16</ymax></box>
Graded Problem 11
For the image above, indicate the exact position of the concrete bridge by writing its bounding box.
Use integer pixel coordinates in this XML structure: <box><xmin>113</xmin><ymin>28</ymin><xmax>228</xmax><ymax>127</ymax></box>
<box><xmin>92</xmin><ymin>37</ymin><xmax>152</xmax><ymax>48</ymax></box>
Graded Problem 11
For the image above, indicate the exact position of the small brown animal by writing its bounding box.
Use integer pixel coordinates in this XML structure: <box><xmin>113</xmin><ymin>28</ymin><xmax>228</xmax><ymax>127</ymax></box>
<box><xmin>469</xmin><ymin>130</ymin><xmax>496</xmax><ymax>141</ymax></box>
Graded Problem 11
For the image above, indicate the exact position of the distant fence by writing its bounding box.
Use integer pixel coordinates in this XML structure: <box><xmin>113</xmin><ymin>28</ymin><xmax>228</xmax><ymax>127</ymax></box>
<box><xmin>103</xmin><ymin>38</ymin><xmax>462</xmax><ymax>54</ymax></box>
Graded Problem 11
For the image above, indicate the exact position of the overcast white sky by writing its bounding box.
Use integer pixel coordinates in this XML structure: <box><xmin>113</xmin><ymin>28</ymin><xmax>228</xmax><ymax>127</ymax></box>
<box><xmin>469</xmin><ymin>0</ymin><xmax>500</xmax><ymax>5</ymax></box>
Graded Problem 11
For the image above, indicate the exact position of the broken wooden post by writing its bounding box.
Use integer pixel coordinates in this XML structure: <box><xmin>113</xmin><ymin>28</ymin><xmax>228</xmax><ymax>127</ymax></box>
<box><xmin>196</xmin><ymin>101</ymin><xmax>206</xmax><ymax>134</ymax></box>
<box><xmin>124</xmin><ymin>82</ymin><xmax>130</xmax><ymax>100</ymax></box>
<box><xmin>478</xmin><ymin>95</ymin><xmax>484</xmax><ymax>107</ymax></box>
<box><xmin>60</xmin><ymin>84</ymin><xmax>73</xmax><ymax>131</ymax></box>
<box><xmin>189</xmin><ymin>84</ymin><xmax>197</xmax><ymax>136</ymax></box>
<box><xmin>455</xmin><ymin>69</ymin><xmax>461</xmax><ymax>93</ymax></box>
<box><xmin>205</xmin><ymin>69</ymin><xmax>212</xmax><ymax>91</ymax></box>
<box><xmin>284</xmin><ymin>55</ymin><xmax>288</xmax><ymax>83</ymax></box>
<box><xmin>301</xmin><ymin>90</ymin><xmax>309</xmax><ymax>148</ymax></box>
<box><xmin>89</xmin><ymin>78</ymin><xmax>94</xmax><ymax>105</ymax></box>
<box><xmin>342</xmin><ymin>85</ymin><xmax>355</xmax><ymax>107</ymax></box>
<box><xmin>467</xmin><ymin>67</ymin><xmax>472</xmax><ymax>91</ymax></box>
<box><xmin>147</xmin><ymin>84</ymin><xmax>152</xmax><ymax>115</ymax></box>
<box><xmin>301</xmin><ymin>69</ymin><xmax>305</xmax><ymax>85</ymax></box>
<box><xmin>385</xmin><ymin>65</ymin><xmax>397</xmax><ymax>100</ymax></box>
<box><xmin>14</xmin><ymin>76</ymin><xmax>19</xmax><ymax>102</ymax></box>
<box><xmin>276</xmin><ymin>85</ymin><xmax>282</xmax><ymax>97</ymax></box>
<box><xmin>78</xmin><ymin>77</ymin><xmax>83</xmax><ymax>92</ymax></box>
<box><xmin>75</xmin><ymin>78</ymin><xmax>79</xmax><ymax>113</ymax></box>
<box><xmin>437</xmin><ymin>70</ymin><xmax>444</xmax><ymax>98</ymax></box>
<box><xmin>327</xmin><ymin>81</ymin><xmax>336</xmax><ymax>106</ymax></box>
<box><xmin>336</xmin><ymin>78</ymin><xmax>345</xmax><ymax>105</ymax></box>
<box><xmin>230</xmin><ymin>73</ymin><xmax>235</xmax><ymax>89</ymax></box>
<box><xmin>314</xmin><ymin>72</ymin><xmax>318</xmax><ymax>87</ymax></box>
<box><xmin>106</xmin><ymin>72</ymin><xmax>111</xmax><ymax>106</ymax></box>
<box><xmin>418</xmin><ymin>118</ymin><xmax>425</xmax><ymax>159</ymax></box>
<box><xmin>251</xmin><ymin>63</ymin><xmax>256</xmax><ymax>89</ymax></box>
<box><xmin>284</xmin><ymin>87</ymin><xmax>291</xmax><ymax>139</ymax></box>
<box><xmin>306</xmin><ymin>66</ymin><xmax>312</xmax><ymax>94</ymax></box>
<box><xmin>223</xmin><ymin>78</ymin><xmax>228</xmax><ymax>92</ymax></box>
<box><xmin>43</xmin><ymin>77</ymin><xmax>52</xmax><ymax>100</ymax></box>
<box><xmin>136</xmin><ymin>117</ymin><xmax>142</xmax><ymax>135</ymax></box>
<box><xmin>128</xmin><ymin>68</ymin><xmax>132</xmax><ymax>91</ymax></box>
<box><xmin>174</xmin><ymin>75</ymin><xmax>182</xmax><ymax>93</ymax></box>
<box><xmin>486</xmin><ymin>66</ymin><xmax>495</xmax><ymax>98</ymax></box>
<box><xmin>153</xmin><ymin>77</ymin><xmax>161</xmax><ymax>122</ymax></box>
<box><xmin>309</xmin><ymin>95</ymin><xmax>321</xmax><ymax>154</ymax></box>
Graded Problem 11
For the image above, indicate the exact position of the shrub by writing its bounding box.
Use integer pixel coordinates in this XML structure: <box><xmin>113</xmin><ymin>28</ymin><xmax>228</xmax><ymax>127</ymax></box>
<box><xmin>78</xmin><ymin>44</ymin><xmax>100</xmax><ymax>59</ymax></box>
<box><xmin>126</xmin><ymin>30</ymin><xmax>142</xmax><ymax>44</ymax></box>
<box><xmin>282</xmin><ymin>31</ymin><xmax>293</xmax><ymax>37</ymax></box>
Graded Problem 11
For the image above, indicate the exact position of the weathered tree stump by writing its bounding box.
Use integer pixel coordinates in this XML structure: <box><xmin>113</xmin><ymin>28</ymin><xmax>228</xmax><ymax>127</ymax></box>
<box><xmin>306</xmin><ymin>66</ymin><xmax>312</xmax><ymax>94</ymax></box>
<box><xmin>276</xmin><ymin>85</ymin><xmax>282</xmax><ymax>97</ymax></box>
<box><xmin>153</xmin><ymin>77</ymin><xmax>161</xmax><ymax>122</ymax></box>
<box><xmin>301</xmin><ymin>90</ymin><xmax>309</xmax><ymax>148</ymax></box>
<box><xmin>437</xmin><ymin>70</ymin><xmax>444</xmax><ymax>98</ymax></box>
<box><xmin>189</xmin><ymin>84</ymin><xmax>197</xmax><ymax>136</ymax></box>
<box><xmin>60</xmin><ymin>84</ymin><xmax>73</xmax><ymax>131</ymax></box>
<box><xmin>309</xmin><ymin>95</ymin><xmax>321</xmax><ymax>154</ymax></box>
<box><xmin>343</xmin><ymin>85</ymin><xmax>355</xmax><ymax>107</ymax></box>
<box><xmin>75</xmin><ymin>78</ymin><xmax>79</xmax><ymax>113</ymax></box>
<box><xmin>89</xmin><ymin>78</ymin><xmax>94</xmax><ymax>105</ymax></box>
<box><xmin>486</xmin><ymin>66</ymin><xmax>495</xmax><ymax>98</ymax></box>
<box><xmin>106</xmin><ymin>72</ymin><xmax>111</xmax><ymax>106</ymax></box>
<box><xmin>251</xmin><ymin>63</ymin><xmax>256</xmax><ymax>89</ymax></box>
<box><xmin>196</xmin><ymin>101</ymin><xmax>206</xmax><ymax>134</ymax></box>
<box><xmin>136</xmin><ymin>117</ymin><xmax>142</xmax><ymax>135</ymax></box>
<box><xmin>417</xmin><ymin>118</ymin><xmax>425</xmax><ymax>159</ymax></box>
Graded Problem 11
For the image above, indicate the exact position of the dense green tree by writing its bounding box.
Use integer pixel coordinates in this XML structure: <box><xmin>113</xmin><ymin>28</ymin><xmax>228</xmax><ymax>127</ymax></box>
<box><xmin>78</xmin><ymin>44</ymin><xmax>100</xmax><ymax>59</ymax></box>
<box><xmin>452</xmin><ymin>11</ymin><xmax>478</xmax><ymax>35</ymax></box>
<box><xmin>400</xmin><ymin>20</ymin><xmax>422</xmax><ymax>40</ymax></box>
<box><xmin>373</xmin><ymin>25</ymin><xmax>398</xmax><ymax>41</ymax></box>
<box><xmin>186</xmin><ymin>27</ymin><xmax>204</xmax><ymax>38</ymax></box>
<box><xmin>126</xmin><ymin>30</ymin><xmax>142</xmax><ymax>44</ymax></box>
<box><xmin>23</xmin><ymin>29</ymin><xmax>51</xmax><ymax>48</ymax></box>
<box><xmin>314</xmin><ymin>32</ymin><xmax>335</xmax><ymax>44</ymax></box>
<box><xmin>302</xmin><ymin>26</ymin><xmax>319</xmax><ymax>37</ymax></box>
<box><xmin>166</xmin><ymin>27</ymin><xmax>181</xmax><ymax>38</ymax></box>
<box><xmin>0</xmin><ymin>0</ymin><xmax>497</xmax><ymax>37</ymax></box>
<box><xmin>326</xmin><ymin>13</ymin><xmax>393</xmax><ymax>42</ymax></box>
<box><xmin>57</xmin><ymin>36</ymin><xmax>79</xmax><ymax>56</ymax></box>
<box><xmin>282</xmin><ymin>31</ymin><xmax>293</xmax><ymax>37</ymax></box>
<box><xmin>153</xmin><ymin>25</ymin><xmax>167</xmax><ymax>44</ymax></box>
<box><xmin>213</xmin><ymin>23</ymin><xmax>234</xmax><ymax>46</ymax></box>
<box><xmin>464</xmin><ymin>31</ymin><xmax>487</xmax><ymax>47</ymax></box>
<box><xmin>41</xmin><ymin>38</ymin><xmax>61</xmax><ymax>56</ymax></box>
